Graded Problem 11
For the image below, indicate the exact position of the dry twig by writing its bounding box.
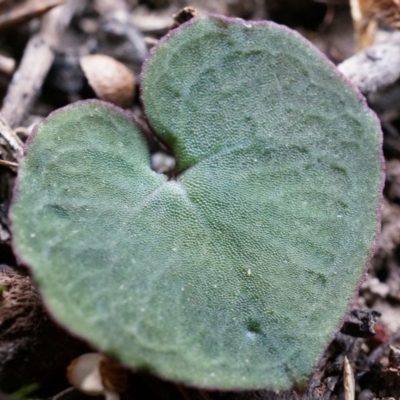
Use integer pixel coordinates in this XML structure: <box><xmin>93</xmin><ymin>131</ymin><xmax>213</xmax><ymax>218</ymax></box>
<box><xmin>0</xmin><ymin>8</ymin><xmax>59</xmax><ymax>129</ymax></box>
<box><xmin>0</xmin><ymin>160</ymin><xmax>18</xmax><ymax>169</ymax></box>
<box><xmin>0</xmin><ymin>0</ymin><xmax>82</xmax><ymax>129</ymax></box>
<box><xmin>0</xmin><ymin>0</ymin><xmax>64</xmax><ymax>31</ymax></box>
<box><xmin>343</xmin><ymin>356</ymin><xmax>355</xmax><ymax>400</ymax></box>
<box><xmin>338</xmin><ymin>32</ymin><xmax>400</xmax><ymax>94</ymax></box>
<box><xmin>0</xmin><ymin>114</ymin><xmax>23</xmax><ymax>163</ymax></box>
<box><xmin>350</xmin><ymin>0</ymin><xmax>400</xmax><ymax>48</ymax></box>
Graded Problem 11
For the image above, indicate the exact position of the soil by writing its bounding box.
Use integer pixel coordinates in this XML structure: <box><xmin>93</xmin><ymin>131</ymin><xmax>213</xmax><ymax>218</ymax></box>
<box><xmin>1</xmin><ymin>1</ymin><xmax>400</xmax><ymax>399</ymax></box>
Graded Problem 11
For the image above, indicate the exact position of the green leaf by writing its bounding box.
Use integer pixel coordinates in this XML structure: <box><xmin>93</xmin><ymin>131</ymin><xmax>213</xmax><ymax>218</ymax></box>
<box><xmin>11</xmin><ymin>15</ymin><xmax>383</xmax><ymax>390</ymax></box>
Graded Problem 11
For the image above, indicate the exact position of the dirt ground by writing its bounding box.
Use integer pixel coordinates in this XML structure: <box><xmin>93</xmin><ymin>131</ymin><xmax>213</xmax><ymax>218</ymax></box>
<box><xmin>1</xmin><ymin>0</ymin><xmax>400</xmax><ymax>399</ymax></box>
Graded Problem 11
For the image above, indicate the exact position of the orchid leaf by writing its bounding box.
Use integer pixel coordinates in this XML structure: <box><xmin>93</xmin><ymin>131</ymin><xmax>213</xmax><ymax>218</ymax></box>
<box><xmin>11</xmin><ymin>15</ymin><xmax>383</xmax><ymax>390</ymax></box>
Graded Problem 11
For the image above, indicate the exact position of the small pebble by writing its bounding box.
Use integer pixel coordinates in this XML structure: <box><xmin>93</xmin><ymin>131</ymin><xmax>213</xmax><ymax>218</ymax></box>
<box><xmin>151</xmin><ymin>152</ymin><xmax>176</xmax><ymax>174</ymax></box>
<box><xmin>358</xmin><ymin>389</ymin><xmax>374</xmax><ymax>400</ymax></box>
<box><xmin>80</xmin><ymin>54</ymin><xmax>135</xmax><ymax>108</ymax></box>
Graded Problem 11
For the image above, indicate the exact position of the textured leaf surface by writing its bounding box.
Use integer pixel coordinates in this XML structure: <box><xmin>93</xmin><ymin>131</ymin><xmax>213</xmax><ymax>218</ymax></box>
<box><xmin>11</xmin><ymin>16</ymin><xmax>383</xmax><ymax>390</ymax></box>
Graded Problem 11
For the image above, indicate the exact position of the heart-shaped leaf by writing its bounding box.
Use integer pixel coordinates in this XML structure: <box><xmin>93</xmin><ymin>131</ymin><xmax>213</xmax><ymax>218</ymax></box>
<box><xmin>11</xmin><ymin>15</ymin><xmax>383</xmax><ymax>390</ymax></box>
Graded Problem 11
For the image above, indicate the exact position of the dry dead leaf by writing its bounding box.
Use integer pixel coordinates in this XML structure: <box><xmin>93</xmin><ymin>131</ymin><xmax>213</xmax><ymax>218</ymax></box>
<box><xmin>351</xmin><ymin>0</ymin><xmax>400</xmax><ymax>48</ymax></box>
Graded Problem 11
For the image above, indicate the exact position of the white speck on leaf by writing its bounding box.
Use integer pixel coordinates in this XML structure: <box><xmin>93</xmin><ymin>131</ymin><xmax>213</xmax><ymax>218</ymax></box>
<box><xmin>246</xmin><ymin>331</ymin><xmax>256</xmax><ymax>340</ymax></box>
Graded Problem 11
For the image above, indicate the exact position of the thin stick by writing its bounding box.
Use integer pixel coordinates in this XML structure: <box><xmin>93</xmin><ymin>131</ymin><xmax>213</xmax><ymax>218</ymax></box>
<box><xmin>1</xmin><ymin>0</ymin><xmax>83</xmax><ymax>129</ymax></box>
<box><xmin>0</xmin><ymin>159</ymin><xmax>18</xmax><ymax>168</ymax></box>
<box><xmin>343</xmin><ymin>356</ymin><xmax>355</xmax><ymax>400</ymax></box>
<box><xmin>0</xmin><ymin>7</ymin><xmax>59</xmax><ymax>129</ymax></box>
<box><xmin>0</xmin><ymin>0</ymin><xmax>64</xmax><ymax>31</ymax></box>
<box><xmin>338</xmin><ymin>32</ymin><xmax>400</xmax><ymax>94</ymax></box>
<box><xmin>0</xmin><ymin>114</ymin><xmax>24</xmax><ymax>162</ymax></box>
